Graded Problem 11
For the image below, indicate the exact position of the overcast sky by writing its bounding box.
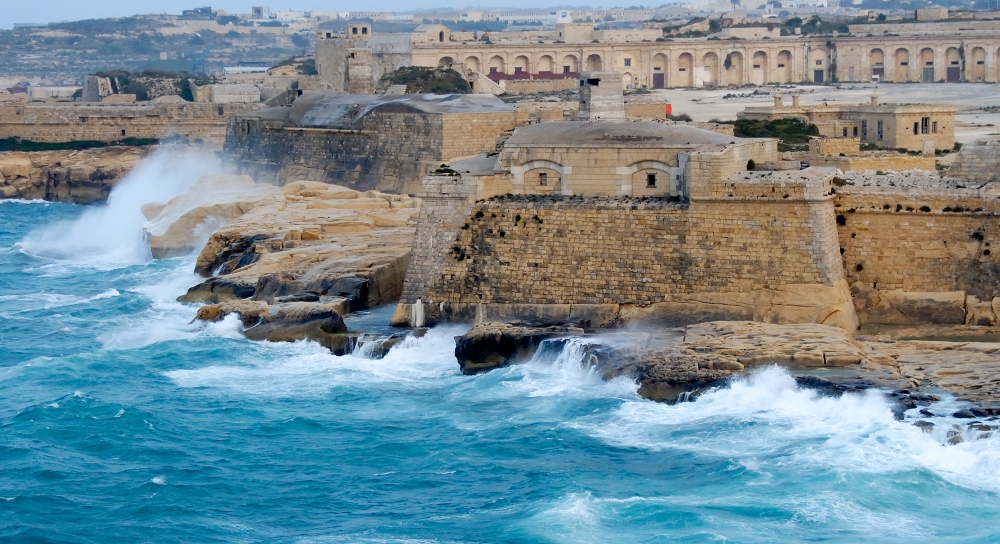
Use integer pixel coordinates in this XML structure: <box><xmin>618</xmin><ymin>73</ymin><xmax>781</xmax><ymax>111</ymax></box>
<box><xmin>2</xmin><ymin>1</ymin><xmax>613</xmax><ymax>29</ymax></box>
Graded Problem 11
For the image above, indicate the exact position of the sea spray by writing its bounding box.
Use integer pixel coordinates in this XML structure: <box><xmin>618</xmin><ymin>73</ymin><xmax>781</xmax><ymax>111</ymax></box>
<box><xmin>16</xmin><ymin>146</ymin><xmax>223</xmax><ymax>268</ymax></box>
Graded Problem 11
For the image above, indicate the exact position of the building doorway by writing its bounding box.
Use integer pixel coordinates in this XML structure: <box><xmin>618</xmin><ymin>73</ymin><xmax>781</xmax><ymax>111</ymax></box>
<box><xmin>813</xmin><ymin>70</ymin><xmax>824</xmax><ymax>83</ymax></box>
<box><xmin>652</xmin><ymin>72</ymin><xmax>664</xmax><ymax>89</ymax></box>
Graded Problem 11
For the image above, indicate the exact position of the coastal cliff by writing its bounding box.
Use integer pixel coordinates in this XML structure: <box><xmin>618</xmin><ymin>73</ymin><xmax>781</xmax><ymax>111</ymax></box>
<box><xmin>0</xmin><ymin>147</ymin><xmax>150</xmax><ymax>203</ymax></box>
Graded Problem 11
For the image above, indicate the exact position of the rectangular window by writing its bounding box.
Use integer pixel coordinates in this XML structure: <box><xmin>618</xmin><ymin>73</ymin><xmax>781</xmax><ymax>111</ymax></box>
<box><xmin>679</xmin><ymin>68</ymin><xmax>686</xmax><ymax>72</ymax></box>
<box><xmin>921</xmin><ymin>117</ymin><xmax>930</xmax><ymax>134</ymax></box>
<box><xmin>490</xmin><ymin>67</ymin><xmax>498</xmax><ymax>73</ymax></box>
<box><xmin>563</xmin><ymin>66</ymin><xmax>570</xmax><ymax>73</ymax></box>
<box><xmin>932</xmin><ymin>121</ymin><xmax>938</xmax><ymax>134</ymax></box>
<box><xmin>900</xmin><ymin>62</ymin><xmax>908</xmax><ymax>66</ymax></box>
<box><xmin>753</xmin><ymin>64</ymin><xmax>761</xmax><ymax>69</ymax></box>
<box><xmin>877</xmin><ymin>120</ymin><xmax>883</xmax><ymax>141</ymax></box>
<box><xmin>853</xmin><ymin>126</ymin><xmax>858</xmax><ymax>138</ymax></box>
<box><xmin>978</xmin><ymin>61</ymin><xmax>986</xmax><ymax>65</ymax></box>
<box><xmin>624</xmin><ymin>58</ymin><xmax>631</xmax><ymax>67</ymax></box>
<box><xmin>777</xmin><ymin>63</ymin><xmax>785</xmax><ymax>68</ymax></box>
<box><xmin>951</xmin><ymin>61</ymin><xmax>959</xmax><ymax>65</ymax></box>
<box><xmin>914</xmin><ymin>122</ymin><xmax>919</xmax><ymax>135</ymax></box>
<box><xmin>843</xmin><ymin>128</ymin><xmax>848</xmax><ymax>137</ymax></box>
<box><xmin>539</xmin><ymin>173</ymin><xmax>548</xmax><ymax>185</ymax></box>
<box><xmin>925</xmin><ymin>61</ymin><xmax>933</xmax><ymax>66</ymax></box>
<box><xmin>514</xmin><ymin>67</ymin><xmax>523</xmax><ymax>73</ymax></box>
<box><xmin>646</xmin><ymin>173</ymin><xmax>656</xmax><ymax>188</ymax></box>
<box><xmin>815</xmin><ymin>60</ymin><xmax>822</xmax><ymax>65</ymax></box>
<box><xmin>861</xmin><ymin>120</ymin><xmax>868</xmax><ymax>140</ymax></box>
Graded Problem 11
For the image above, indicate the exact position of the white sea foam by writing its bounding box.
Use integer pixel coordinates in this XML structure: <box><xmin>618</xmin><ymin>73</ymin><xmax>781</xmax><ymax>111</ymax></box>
<box><xmin>0</xmin><ymin>199</ymin><xmax>49</xmax><ymax>205</ymax></box>
<box><xmin>165</xmin><ymin>326</ymin><xmax>469</xmax><ymax>395</ymax></box>
<box><xmin>0</xmin><ymin>289</ymin><xmax>120</xmax><ymax>315</ymax></box>
<box><xmin>16</xmin><ymin>146</ymin><xmax>222</xmax><ymax>270</ymax></box>
<box><xmin>151</xmin><ymin>476</ymin><xmax>166</xmax><ymax>485</ymax></box>
<box><xmin>573</xmin><ymin>366</ymin><xmax>1000</xmax><ymax>492</ymax></box>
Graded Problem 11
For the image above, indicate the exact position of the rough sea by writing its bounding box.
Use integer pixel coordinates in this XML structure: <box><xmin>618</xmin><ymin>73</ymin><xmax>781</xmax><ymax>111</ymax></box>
<box><xmin>2</xmin><ymin>157</ymin><xmax>999</xmax><ymax>542</ymax></box>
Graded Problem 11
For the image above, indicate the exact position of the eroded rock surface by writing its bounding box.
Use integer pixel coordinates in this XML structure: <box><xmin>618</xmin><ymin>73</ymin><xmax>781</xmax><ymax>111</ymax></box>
<box><xmin>181</xmin><ymin>181</ymin><xmax>419</xmax><ymax>313</ymax></box>
<box><xmin>0</xmin><ymin>147</ymin><xmax>149</xmax><ymax>203</ymax></box>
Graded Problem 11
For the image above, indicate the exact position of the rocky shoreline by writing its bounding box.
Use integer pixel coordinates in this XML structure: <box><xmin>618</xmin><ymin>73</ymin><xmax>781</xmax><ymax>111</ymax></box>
<box><xmin>0</xmin><ymin>147</ymin><xmax>150</xmax><ymax>203</ymax></box>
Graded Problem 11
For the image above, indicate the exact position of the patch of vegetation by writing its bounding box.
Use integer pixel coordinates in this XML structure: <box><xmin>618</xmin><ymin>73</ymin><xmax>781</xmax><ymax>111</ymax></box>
<box><xmin>0</xmin><ymin>137</ymin><xmax>158</xmax><ymax>152</ymax></box>
<box><xmin>378</xmin><ymin>66</ymin><xmax>471</xmax><ymax>94</ymax></box>
<box><xmin>666</xmin><ymin>113</ymin><xmax>693</xmax><ymax>122</ymax></box>
<box><xmin>729</xmin><ymin>118</ymin><xmax>820</xmax><ymax>152</ymax></box>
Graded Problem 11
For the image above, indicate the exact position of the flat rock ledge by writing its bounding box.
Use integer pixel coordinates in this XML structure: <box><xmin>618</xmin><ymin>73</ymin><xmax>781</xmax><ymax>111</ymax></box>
<box><xmin>456</xmin><ymin>321</ymin><xmax>1000</xmax><ymax>420</ymax></box>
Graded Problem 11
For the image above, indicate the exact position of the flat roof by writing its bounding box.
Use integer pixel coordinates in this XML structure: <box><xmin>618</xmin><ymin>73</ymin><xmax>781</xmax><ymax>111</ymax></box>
<box><xmin>505</xmin><ymin>121</ymin><xmax>751</xmax><ymax>148</ymax></box>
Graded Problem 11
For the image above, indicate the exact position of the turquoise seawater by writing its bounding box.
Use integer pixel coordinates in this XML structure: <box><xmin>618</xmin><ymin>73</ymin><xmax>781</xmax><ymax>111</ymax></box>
<box><xmin>2</xmin><ymin>177</ymin><xmax>1000</xmax><ymax>542</ymax></box>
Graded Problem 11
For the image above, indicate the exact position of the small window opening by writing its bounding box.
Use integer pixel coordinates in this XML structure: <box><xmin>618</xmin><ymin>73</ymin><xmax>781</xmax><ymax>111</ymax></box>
<box><xmin>877</xmin><ymin>120</ymin><xmax>884</xmax><ymax>141</ymax></box>
<box><xmin>624</xmin><ymin>58</ymin><xmax>631</xmax><ymax>67</ymax></box>
<box><xmin>777</xmin><ymin>63</ymin><xmax>785</xmax><ymax>68</ymax></box>
<box><xmin>563</xmin><ymin>65</ymin><xmax>570</xmax><ymax>73</ymax></box>
<box><xmin>352</xmin><ymin>27</ymin><xmax>358</xmax><ymax>34</ymax></box>
<box><xmin>843</xmin><ymin>128</ymin><xmax>848</xmax><ymax>137</ymax></box>
<box><xmin>490</xmin><ymin>67</ymin><xmax>498</xmax><ymax>73</ymax></box>
<box><xmin>362</xmin><ymin>27</ymin><xmax>368</xmax><ymax>35</ymax></box>
<box><xmin>921</xmin><ymin>117</ymin><xmax>929</xmax><ymax>135</ymax></box>
<box><xmin>514</xmin><ymin>67</ymin><xmax>523</xmax><ymax>73</ymax></box>
<box><xmin>900</xmin><ymin>61</ymin><xmax>908</xmax><ymax>66</ymax></box>
<box><xmin>815</xmin><ymin>60</ymin><xmax>823</xmax><ymax>65</ymax></box>
<box><xmin>438</xmin><ymin>31</ymin><xmax>444</xmax><ymax>42</ymax></box>
<box><xmin>539</xmin><ymin>173</ymin><xmax>548</xmax><ymax>185</ymax></box>
<box><xmin>853</xmin><ymin>127</ymin><xmax>858</xmax><ymax>137</ymax></box>
<box><xmin>587</xmin><ymin>78</ymin><xmax>600</xmax><ymax>86</ymax></box>
<box><xmin>913</xmin><ymin>122</ymin><xmax>919</xmax><ymax>135</ymax></box>
<box><xmin>121</xmin><ymin>129</ymin><xmax>126</xmax><ymax>137</ymax></box>
<box><xmin>932</xmin><ymin>121</ymin><xmax>938</xmax><ymax>134</ymax></box>
<box><xmin>218</xmin><ymin>106</ymin><xmax>224</xmax><ymax>115</ymax></box>
<box><xmin>646</xmin><ymin>173</ymin><xmax>656</xmax><ymax>188</ymax></box>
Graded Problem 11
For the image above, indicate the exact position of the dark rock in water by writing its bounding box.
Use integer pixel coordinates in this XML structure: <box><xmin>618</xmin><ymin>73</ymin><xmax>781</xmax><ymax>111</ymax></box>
<box><xmin>919</xmin><ymin>409</ymin><xmax>935</xmax><ymax>417</ymax></box>
<box><xmin>356</xmin><ymin>335</ymin><xmax>406</xmax><ymax>359</ymax></box>
<box><xmin>953</xmin><ymin>410</ymin><xmax>977</xmax><ymax>419</ymax></box>
<box><xmin>454</xmin><ymin>323</ymin><xmax>584</xmax><ymax>375</ymax></box>
<box><xmin>313</xmin><ymin>277</ymin><xmax>369</xmax><ymax>312</ymax></box>
<box><xmin>970</xmin><ymin>407</ymin><xmax>995</xmax><ymax>418</ymax></box>
<box><xmin>243</xmin><ymin>302</ymin><xmax>348</xmax><ymax>344</ymax></box>
<box><xmin>252</xmin><ymin>272</ymin><xmax>300</xmax><ymax>303</ymax></box>
<box><xmin>913</xmin><ymin>420</ymin><xmax>934</xmax><ymax>433</ymax></box>
<box><xmin>275</xmin><ymin>291</ymin><xmax>321</xmax><ymax>303</ymax></box>
<box><xmin>178</xmin><ymin>277</ymin><xmax>257</xmax><ymax>303</ymax></box>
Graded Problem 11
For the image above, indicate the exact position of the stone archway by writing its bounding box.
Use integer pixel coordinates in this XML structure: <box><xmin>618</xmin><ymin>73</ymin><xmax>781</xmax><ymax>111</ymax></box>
<box><xmin>561</xmin><ymin>54</ymin><xmax>579</xmax><ymax>73</ymax></box>
<box><xmin>920</xmin><ymin>47</ymin><xmax>936</xmax><ymax>82</ymax></box>
<box><xmin>652</xmin><ymin>53</ymin><xmax>668</xmax><ymax>88</ymax></box>
<box><xmin>512</xmin><ymin>160</ymin><xmax>571</xmax><ymax>195</ymax></box>
<box><xmin>969</xmin><ymin>47</ymin><xmax>986</xmax><ymax>82</ymax></box>
<box><xmin>894</xmin><ymin>48</ymin><xmax>910</xmax><ymax>82</ymax></box>
<box><xmin>677</xmin><ymin>53</ymin><xmax>694</xmax><ymax>87</ymax></box>
<box><xmin>586</xmin><ymin>54</ymin><xmax>603</xmax><ymax>71</ymax></box>
<box><xmin>513</xmin><ymin>55</ymin><xmax>530</xmax><ymax>75</ymax></box>
<box><xmin>619</xmin><ymin>160</ymin><xmax>684</xmax><ymax>197</ymax></box>
<box><xmin>725</xmin><ymin>51</ymin><xmax>744</xmax><ymax>86</ymax></box>
<box><xmin>869</xmin><ymin>48</ymin><xmax>885</xmax><ymax>82</ymax></box>
<box><xmin>537</xmin><ymin>55</ymin><xmax>555</xmax><ymax>74</ymax></box>
<box><xmin>945</xmin><ymin>47</ymin><xmax>961</xmax><ymax>82</ymax></box>
<box><xmin>752</xmin><ymin>51</ymin><xmax>768</xmax><ymax>85</ymax></box>
<box><xmin>464</xmin><ymin>56</ymin><xmax>481</xmax><ymax>73</ymax></box>
<box><xmin>438</xmin><ymin>56</ymin><xmax>454</xmax><ymax>68</ymax></box>
<box><xmin>702</xmin><ymin>52</ymin><xmax>720</xmax><ymax>86</ymax></box>
<box><xmin>777</xmin><ymin>50</ymin><xmax>792</xmax><ymax>83</ymax></box>
<box><xmin>488</xmin><ymin>55</ymin><xmax>506</xmax><ymax>74</ymax></box>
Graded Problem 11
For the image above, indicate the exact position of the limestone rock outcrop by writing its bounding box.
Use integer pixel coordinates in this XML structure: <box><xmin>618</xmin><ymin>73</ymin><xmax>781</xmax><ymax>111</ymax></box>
<box><xmin>454</xmin><ymin>323</ymin><xmax>585</xmax><ymax>374</ymax></box>
<box><xmin>0</xmin><ymin>147</ymin><xmax>149</xmax><ymax>203</ymax></box>
<box><xmin>143</xmin><ymin>174</ymin><xmax>279</xmax><ymax>258</ymax></box>
<box><xmin>174</xmin><ymin>182</ymin><xmax>420</xmax><ymax>314</ymax></box>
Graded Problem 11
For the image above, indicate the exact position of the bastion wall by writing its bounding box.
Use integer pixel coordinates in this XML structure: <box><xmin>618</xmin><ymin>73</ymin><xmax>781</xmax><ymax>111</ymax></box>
<box><xmin>0</xmin><ymin>101</ymin><xmax>260</xmax><ymax>146</ymax></box>
<box><xmin>224</xmin><ymin>110</ymin><xmax>515</xmax><ymax>194</ymax></box>
<box><xmin>835</xmin><ymin>187</ymin><xmax>1000</xmax><ymax>300</ymax></box>
<box><xmin>396</xmin><ymin>168</ymin><xmax>857</xmax><ymax>330</ymax></box>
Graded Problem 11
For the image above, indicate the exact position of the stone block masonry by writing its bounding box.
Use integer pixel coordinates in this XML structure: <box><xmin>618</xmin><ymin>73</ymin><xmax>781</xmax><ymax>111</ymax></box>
<box><xmin>836</xmin><ymin>187</ymin><xmax>1000</xmax><ymax>300</ymax></box>
<box><xmin>398</xmin><ymin>172</ymin><xmax>857</xmax><ymax>330</ymax></box>
<box><xmin>0</xmin><ymin>100</ymin><xmax>261</xmax><ymax>147</ymax></box>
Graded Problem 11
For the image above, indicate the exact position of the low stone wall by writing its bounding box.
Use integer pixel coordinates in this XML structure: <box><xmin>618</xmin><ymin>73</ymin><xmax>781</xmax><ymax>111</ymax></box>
<box><xmin>501</xmin><ymin>78</ymin><xmax>577</xmax><ymax>94</ymax></box>
<box><xmin>949</xmin><ymin>139</ymin><xmax>1000</xmax><ymax>183</ymax></box>
<box><xmin>804</xmin><ymin>154</ymin><xmax>936</xmax><ymax>172</ymax></box>
<box><xmin>0</xmin><ymin>101</ymin><xmax>260</xmax><ymax>147</ymax></box>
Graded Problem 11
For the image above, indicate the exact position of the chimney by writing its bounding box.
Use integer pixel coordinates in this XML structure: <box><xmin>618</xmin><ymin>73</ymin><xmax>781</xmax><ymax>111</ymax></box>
<box><xmin>870</xmin><ymin>95</ymin><xmax>879</xmax><ymax>106</ymax></box>
<box><xmin>792</xmin><ymin>94</ymin><xmax>800</xmax><ymax>107</ymax></box>
<box><xmin>774</xmin><ymin>95</ymin><xmax>783</xmax><ymax>108</ymax></box>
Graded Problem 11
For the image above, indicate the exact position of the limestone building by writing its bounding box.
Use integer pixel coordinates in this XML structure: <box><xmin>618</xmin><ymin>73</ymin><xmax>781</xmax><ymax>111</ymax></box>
<box><xmin>738</xmin><ymin>95</ymin><xmax>956</xmax><ymax>150</ymax></box>
<box><xmin>319</xmin><ymin>17</ymin><xmax>1000</xmax><ymax>91</ymax></box>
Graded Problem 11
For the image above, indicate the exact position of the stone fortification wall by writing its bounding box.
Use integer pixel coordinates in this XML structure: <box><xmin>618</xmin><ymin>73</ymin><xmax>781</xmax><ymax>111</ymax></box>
<box><xmin>0</xmin><ymin>100</ymin><xmax>260</xmax><ymax>146</ymax></box>
<box><xmin>835</xmin><ymin>186</ymin><xmax>1000</xmax><ymax>300</ymax></box>
<box><xmin>501</xmin><ymin>79</ymin><xmax>577</xmax><ymax>95</ymax></box>
<box><xmin>803</xmin><ymin>154</ymin><xmax>936</xmax><ymax>172</ymax></box>
<box><xmin>949</xmin><ymin>140</ymin><xmax>1000</xmax><ymax>183</ymax></box>
<box><xmin>225</xmin><ymin>110</ymin><xmax>515</xmax><ymax>194</ymax></box>
<box><xmin>397</xmin><ymin>169</ymin><xmax>855</xmax><ymax>330</ymax></box>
